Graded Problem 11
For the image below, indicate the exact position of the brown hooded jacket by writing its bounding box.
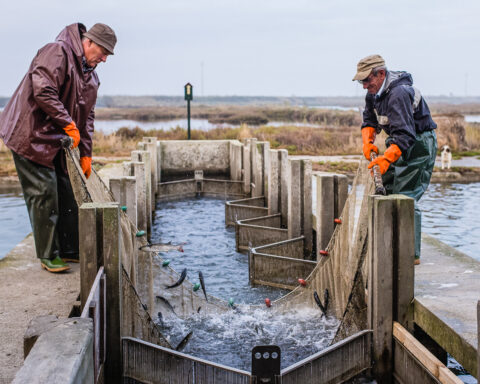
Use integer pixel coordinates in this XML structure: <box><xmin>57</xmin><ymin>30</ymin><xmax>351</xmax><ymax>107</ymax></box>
<box><xmin>0</xmin><ymin>23</ymin><xmax>99</xmax><ymax>168</ymax></box>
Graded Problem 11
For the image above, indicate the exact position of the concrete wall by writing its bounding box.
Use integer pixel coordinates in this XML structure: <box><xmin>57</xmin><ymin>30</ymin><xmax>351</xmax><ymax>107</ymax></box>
<box><xmin>159</xmin><ymin>140</ymin><xmax>232</xmax><ymax>177</ymax></box>
<box><xmin>13</xmin><ymin>318</ymin><xmax>94</xmax><ymax>384</ymax></box>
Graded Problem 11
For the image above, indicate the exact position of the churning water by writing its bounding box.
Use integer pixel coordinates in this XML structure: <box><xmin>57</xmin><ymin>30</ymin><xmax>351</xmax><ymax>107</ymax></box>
<box><xmin>151</xmin><ymin>197</ymin><xmax>338</xmax><ymax>370</ymax></box>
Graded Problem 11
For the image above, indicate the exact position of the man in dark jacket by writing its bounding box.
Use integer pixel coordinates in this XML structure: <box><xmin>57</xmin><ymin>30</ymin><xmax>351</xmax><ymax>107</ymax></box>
<box><xmin>0</xmin><ymin>23</ymin><xmax>116</xmax><ymax>272</ymax></box>
<box><xmin>353</xmin><ymin>54</ymin><xmax>437</xmax><ymax>264</ymax></box>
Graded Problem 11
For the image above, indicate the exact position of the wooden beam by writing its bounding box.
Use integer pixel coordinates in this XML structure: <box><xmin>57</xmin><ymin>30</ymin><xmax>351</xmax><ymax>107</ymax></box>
<box><xmin>393</xmin><ymin>322</ymin><xmax>462</xmax><ymax>384</ymax></box>
<box><xmin>414</xmin><ymin>298</ymin><xmax>477</xmax><ymax>378</ymax></box>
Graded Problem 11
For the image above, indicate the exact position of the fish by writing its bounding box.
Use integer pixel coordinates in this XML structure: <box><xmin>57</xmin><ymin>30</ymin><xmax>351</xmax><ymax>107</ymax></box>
<box><xmin>157</xmin><ymin>312</ymin><xmax>164</xmax><ymax>327</ymax></box>
<box><xmin>323</xmin><ymin>289</ymin><xmax>329</xmax><ymax>313</ymax></box>
<box><xmin>175</xmin><ymin>331</ymin><xmax>193</xmax><ymax>351</ymax></box>
<box><xmin>142</xmin><ymin>241</ymin><xmax>185</xmax><ymax>253</ymax></box>
<box><xmin>155</xmin><ymin>295</ymin><xmax>176</xmax><ymax>314</ymax></box>
<box><xmin>165</xmin><ymin>268</ymin><xmax>187</xmax><ymax>289</ymax></box>
<box><xmin>313</xmin><ymin>291</ymin><xmax>327</xmax><ymax>316</ymax></box>
<box><xmin>198</xmin><ymin>271</ymin><xmax>208</xmax><ymax>302</ymax></box>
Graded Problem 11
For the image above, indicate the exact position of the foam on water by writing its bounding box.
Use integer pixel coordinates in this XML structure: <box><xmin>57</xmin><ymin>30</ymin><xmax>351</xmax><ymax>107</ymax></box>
<box><xmin>157</xmin><ymin>306</ymin><xmax>338</xmax><ymax>371</ymax></box>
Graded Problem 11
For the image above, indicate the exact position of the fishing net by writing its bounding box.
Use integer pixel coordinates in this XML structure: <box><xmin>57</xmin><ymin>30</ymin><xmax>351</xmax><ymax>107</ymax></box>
<box><xmin>270</xmin><ymin>158</ymin><xmax>373</xmax><ymax>342</ymax></box>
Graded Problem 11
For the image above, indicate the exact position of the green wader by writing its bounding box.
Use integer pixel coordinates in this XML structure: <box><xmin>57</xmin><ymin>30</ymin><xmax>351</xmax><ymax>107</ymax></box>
<box><xmin>382</xmin><ymin>130</ymin><xmax>437</xmax><ymax>260</ymax></box>
<box><xmin>12</xmin><ymin>151</ymin><xmax>79</xmax><ymax>260</ymax></box>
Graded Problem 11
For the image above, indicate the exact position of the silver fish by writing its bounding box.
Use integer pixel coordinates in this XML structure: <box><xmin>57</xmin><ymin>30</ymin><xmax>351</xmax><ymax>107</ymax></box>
<box><xmin>198</xmin><ymin>271</ymin><xmax>208</xmax><ymax>302</ymax></box>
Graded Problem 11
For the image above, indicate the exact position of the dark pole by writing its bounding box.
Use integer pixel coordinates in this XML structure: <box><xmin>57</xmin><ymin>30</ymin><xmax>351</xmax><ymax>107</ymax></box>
<box><xmin>187</xmin><ymin>99</ymin><xmax>191</xmax><ymax>140</ymax></box>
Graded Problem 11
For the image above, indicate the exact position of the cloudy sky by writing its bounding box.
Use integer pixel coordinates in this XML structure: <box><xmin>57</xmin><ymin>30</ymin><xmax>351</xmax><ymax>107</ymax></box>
<box><xmin>1</xmin><ymin>0</ymin><xmax>479</xmax><ymax>97</ymax></box>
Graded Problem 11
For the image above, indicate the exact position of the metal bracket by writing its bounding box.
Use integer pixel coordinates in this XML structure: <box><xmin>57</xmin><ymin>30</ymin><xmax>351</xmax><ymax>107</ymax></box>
<box><xmin>251</xmin><ymin>345</ymin><xmax>281</xmax><ymax>384</ymax></box>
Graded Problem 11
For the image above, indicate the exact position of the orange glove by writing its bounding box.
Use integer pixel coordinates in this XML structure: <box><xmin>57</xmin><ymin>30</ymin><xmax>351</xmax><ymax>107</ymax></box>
<box><xmin>361</xmin><ymin>126</ymin><xmax>379</xmax><ymax>160</ymax></box>
<box><xmin>63</xmin><ymin>121</ymin><xmax>80</xmax><ymax>148</ymax></box>
<box><xmin>80</xmin><ymin>156</ymin><xmax>92</xmax><ymax>179</ymax></box>
<box><xmin>368</xmin><ymin>144</ymin><xmax>402</xmax><ymax>175</ymax></box>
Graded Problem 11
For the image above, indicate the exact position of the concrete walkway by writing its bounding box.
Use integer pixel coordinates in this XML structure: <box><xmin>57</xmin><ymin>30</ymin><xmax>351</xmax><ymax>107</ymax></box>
<box><xmin>0</xmin><ymin>234</ymin><xmax>79</xmax><ymax>383</ymax></box>
<box><xmin>415</xmin><ymin>233</ymin><xmax>480</xmax><ymax>375</ymax></box>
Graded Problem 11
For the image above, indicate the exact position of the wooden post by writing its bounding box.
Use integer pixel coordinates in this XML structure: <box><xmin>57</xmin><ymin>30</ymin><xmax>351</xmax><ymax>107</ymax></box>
<box><xmin>123</xmin><ymin>161</ymin><xmax>147</xmax><ymax>234</ymax></box>
<box><xmin>368</xmin><ymin>194</ymin><xmax>415</xmax><ymax>383</ymax></box>
<box><xmin>394</xmin><ymin>195</ymin><xmax>415</xmax><ymax>330</ymax></box>
<box><xmin>243</xmin><ymin>144</ymin><xmax>251</xmax><ymax>195</ymax></box>
<box><xmin>131</xmin><ymin>150</ymin><xmax>152</xmax><ymax>238</ymax></box>
<box><xmin>278</xmin><ymin>149</ymin><xmax>288</xmax><ymax>228</ymax></box>
<box><xmin>79</xmin><ymin>202</ymin><xmax>122</xmax><ymax>383</ymax></box>
<box><xmin>229</xmin><ymin>141</ymin><xmax>243</xmax><ymax>181</ymax></box>
<box><xmin>268</xmin><ymin>149</ymin><xmax>279</xmax><ymax>215</ymax></box>
<box><xmin>288</xmin><ymin>159</ymin><xmax>312</xmax><ymax>256</ymax></box>
<box><xmin>142</xmin><ymin>138</ymin><xmax>158</xmax><ymax>195</ymax></box>
<box><xmin>368</xmin><ymin>195</ymin><xmax>394</xmax><ymax>383</ymax></box>
<box><xmin>101</xmin><ymin>203</ymin><xmax>123</xmax><ymax>384</ymax></box>
<box><xmin>109</xmin><ymin>176</ymin><xmax>137</xmax><ymax>227</ymax></box>
<box><xmin>79</xmin><ymin>203</ymin><xmax>101</xmax><ymax>307</ymax></box>
<box><xmin>315</xmin><ymin>174</ymin><xmax>348</xmax><ymax>253</ymax></box>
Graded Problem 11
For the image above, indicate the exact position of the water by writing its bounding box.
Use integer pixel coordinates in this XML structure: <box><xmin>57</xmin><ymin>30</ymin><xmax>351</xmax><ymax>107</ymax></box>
<box><xmin>151</xmin><ymin>197</ymin><xmax>288</xmax><ymax>304</ymax></box>
<box><xmin>161</xmin><ymin>307</ymin><xmax>338</xmax><ymax>371</ymax></box>
<box><xmin>0</xmin><ymin>185</ymin><xmax>30</xmax><ymax>260</ymax></box>
<box><xmin>95</xmin><ymin>119</ymin><xmax>326</xmax><ymax>134</ymax></box>
<box><xmin>151</xmin><ymin>196</ymin><xmax>338</xmax><ymax>370</ymax></box>
<box><xmin>464</xmin><ymin>114</ymin><xmax>480</xmax><ymax>123</ymax></box>
<box><xmin>421</xmin><ymin>182</ymin><xmax>480</xmax><ymax>258</ymax></box>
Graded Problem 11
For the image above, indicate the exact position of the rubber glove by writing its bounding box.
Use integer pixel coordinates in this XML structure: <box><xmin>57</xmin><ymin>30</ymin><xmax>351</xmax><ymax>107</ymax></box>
<box><xmin>361</xmin><ymin>126</ymin><xmax>379</xmax><ymax>160</ymax></box>
<box><xmin>63</xmin><ymin>121</ymin><xmax>80</xmax><ymax>148</ymax></box>
<box><xmin>80</xmin><ymin>156</ymin><xmax>92</xmax><ymax>179</ymax></box>
<box><xmin>368</xmin><ymin>144</ymin><xmax>402</xmax><ymax>175</ymax></box>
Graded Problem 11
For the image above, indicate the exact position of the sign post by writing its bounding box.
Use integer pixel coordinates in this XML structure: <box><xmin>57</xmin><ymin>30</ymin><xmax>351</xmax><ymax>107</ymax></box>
<box><xmin>184</xmin><ymin>83</ymin><xmax>193</xmax><ymax>140</ymax></box>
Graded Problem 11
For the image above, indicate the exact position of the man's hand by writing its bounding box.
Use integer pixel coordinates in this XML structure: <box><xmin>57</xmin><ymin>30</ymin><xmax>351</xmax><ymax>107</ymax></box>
<box><xmin>368</xmin><ymin>143</ymin><xmax>402</xmax><ymax>175</ymax></box>
<box><xmin>63</xmin><ymin>121</ymin><xmax>80</xmax><ymax>148</ymax></box>
<box><xmin>361</xmin><ymin>126</ymin><xmax>378</xmax><ymax>160</ymax></box>
<box><xmin>80</xmin><ymin>156</ymin><xmax>92</xmax><ymax>179</ymax></box>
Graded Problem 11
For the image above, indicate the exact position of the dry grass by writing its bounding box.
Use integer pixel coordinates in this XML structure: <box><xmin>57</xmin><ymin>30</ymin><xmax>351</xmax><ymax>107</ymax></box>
<box><xmin>465</xmin><ymin>123</ymin><xmax>480</xmax><ymax>150</ymax></box>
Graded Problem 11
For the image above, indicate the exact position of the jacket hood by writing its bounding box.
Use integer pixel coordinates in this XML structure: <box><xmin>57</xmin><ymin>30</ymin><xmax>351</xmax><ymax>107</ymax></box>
<box><xmin>383</xmin><ymin>71</ymin><xmax>413</xmax><ymax>95</ymax></box>
<box><xmin>55</xmin><ymin>23</ymin><xmax>86</xmax><ymax>62</ymax></box>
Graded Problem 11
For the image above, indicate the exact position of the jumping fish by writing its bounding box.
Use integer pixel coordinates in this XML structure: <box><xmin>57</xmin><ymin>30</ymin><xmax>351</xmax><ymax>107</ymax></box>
<box><xmin>198</xmin><ymin>271</ymin><xmax>208</xmax><ymax>302</ymax></box>
<box><xmin>165</xmin><ymin>268</ymin><xmax>187</xmax><ymax>289</ymax></box>
<box><xmin>157</xmin><ymin>312</ymin><xmax>164</xmax><ymax>327</ymax></box>
<box><xmin>175</xmin><ymin>331</ymin><xmax>193</xmax><ymax>351</ymax></box>
<box><xmin>156</xmin><ymin>295</ymin><xmax>176</xmax><ymax>314</ymax></box>
<box><xmin>323</xmin><ymin>289</ymin><xmax>329</xmax><ymax>312</ymax></box>
<box><xmin>313</xmin><ymin>291</ymin><xmax>327</xmax><ymax>316</ymax></box>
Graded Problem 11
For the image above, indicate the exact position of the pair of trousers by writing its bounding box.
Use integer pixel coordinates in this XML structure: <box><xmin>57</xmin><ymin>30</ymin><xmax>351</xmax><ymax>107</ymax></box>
<box><xmin>12</xmin><ymin>150</ymin><xmax>79</xmax><ymax>260</ymax></box>
<box><xmin>382</xmin><ymin>130</ymin><xmax>437</xmax><ymax>259</ymax></box>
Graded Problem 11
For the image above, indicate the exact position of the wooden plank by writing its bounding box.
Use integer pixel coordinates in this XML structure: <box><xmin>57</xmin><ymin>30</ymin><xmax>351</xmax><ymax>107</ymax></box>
<box><xmin>79</xmin><ymin>203</ymin><xmax>100</xmax><ymax>307</ymax></box>
<box><xmin>393</xmin><ymin>322</ymin><xmax>462</xmax><ymax>384</ymax></box>
<box><xmin>394</xmin><ymin>196</ymin><xmax>415</xmax><ymax>331</ymax></box>
<box><xmin>368</xmin><ymin>195</ymin><xmax>394</xmax><ymax>382</ymax></box>
<box><xmin>101</xmin><ymin>204</ymin><xmax>123</xmax><ymax>383</ymax></box>
<box><xmin>414</xmin><ymin>298</ymin><xmax>477</xmax><ymax>378</ymax></box>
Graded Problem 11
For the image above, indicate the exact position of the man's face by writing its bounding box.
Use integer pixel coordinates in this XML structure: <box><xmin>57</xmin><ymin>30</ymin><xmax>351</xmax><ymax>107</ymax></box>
<box><xmin>361</xmin><ymin>70</ymin><xmax>386</xmax><ymax>95</ymax></box>
<box><xmin>83</xmin><ymin>39</ymin><xmax>110</xmax><ymax>67</ymax></box>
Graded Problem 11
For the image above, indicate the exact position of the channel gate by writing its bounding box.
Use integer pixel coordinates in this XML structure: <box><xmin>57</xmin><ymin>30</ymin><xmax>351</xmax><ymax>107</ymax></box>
<box><xmin>13</xmin><ymin>138</ymin><xmax>469</xmax><ymax>384</ymax></box>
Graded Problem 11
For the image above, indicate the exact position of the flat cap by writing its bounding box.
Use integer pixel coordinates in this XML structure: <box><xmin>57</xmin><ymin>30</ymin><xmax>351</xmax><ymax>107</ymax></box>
<box><xmin>352</xmin><ymin>54</ymin><xmax>385</xmax><ymax>81</ymax></box>
<box><xmin>84</xmin><ymin>23</ymin><xmax>117</xmax><ymax>55</ymax></box>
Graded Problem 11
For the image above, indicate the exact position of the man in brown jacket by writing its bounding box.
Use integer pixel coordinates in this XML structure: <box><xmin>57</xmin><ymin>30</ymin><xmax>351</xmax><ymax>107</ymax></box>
<box><xmin>0</xmin><ymin>23</ymin><xmax>116</xmax><ymax>272</ymax></box>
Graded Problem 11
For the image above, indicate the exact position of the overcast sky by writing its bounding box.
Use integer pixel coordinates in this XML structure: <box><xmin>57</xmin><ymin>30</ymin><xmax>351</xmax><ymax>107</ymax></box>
<box><xmin>1</xmin><ymin>0</ymin><xmax>479</xmax><ymax>97</ymax></box>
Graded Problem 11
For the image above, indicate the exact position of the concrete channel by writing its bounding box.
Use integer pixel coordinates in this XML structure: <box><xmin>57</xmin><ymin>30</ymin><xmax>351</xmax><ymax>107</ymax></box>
<box><xmin>2</xmin><ymin>137</ymin><xmax>479</xmax><ymax>383</ymax></box>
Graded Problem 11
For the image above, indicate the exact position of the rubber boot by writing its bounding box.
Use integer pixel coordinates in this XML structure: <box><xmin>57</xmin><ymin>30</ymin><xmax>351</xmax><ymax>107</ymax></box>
<box><xmin>12</xmin><ymin>151</ymin><xmax>61</xmax><ymax>260</ymax></box>
<box><xmin>41</xmin><ymin>255</ymin><xmax>70</xmax><ymax>273</ymax></box>
<box><xmin>54</xmin><ymin>153</ymin><xmax>79</xmax><ymax>263</ymax></box>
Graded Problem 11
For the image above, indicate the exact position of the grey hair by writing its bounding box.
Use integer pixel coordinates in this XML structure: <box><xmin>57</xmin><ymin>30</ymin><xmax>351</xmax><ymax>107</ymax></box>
<box><xmin>372</xmin><ymin>66</ymin><xmax>387</xmax><ymax>75</ymax></box>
